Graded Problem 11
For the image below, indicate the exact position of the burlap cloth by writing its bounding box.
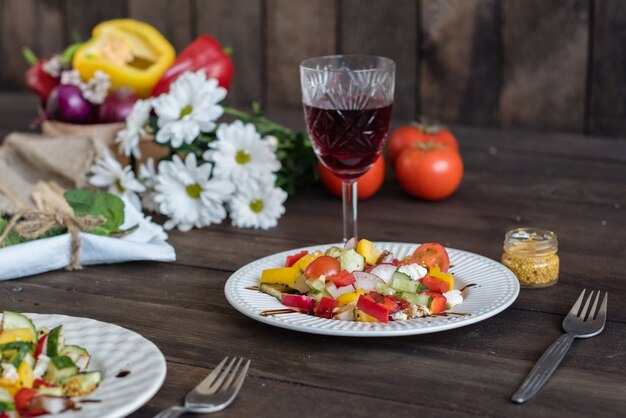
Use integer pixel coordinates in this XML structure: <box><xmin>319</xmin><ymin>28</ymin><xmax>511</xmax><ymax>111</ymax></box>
<box><xmin>0</xmin><ymin>121</ymin><xmax>122</xmax><ymax>215</ymax></box>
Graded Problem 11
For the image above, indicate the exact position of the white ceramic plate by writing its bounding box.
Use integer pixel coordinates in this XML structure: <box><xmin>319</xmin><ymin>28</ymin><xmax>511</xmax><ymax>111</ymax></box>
<box><xmin>225</xmin><ymin>242</ymin><xmax>519</xmax><ymax>337</ymax></box>
<box><xmin>16</xmin><ymin>313</ymin><xmax>167</xmax><ymax>418</ymax></box>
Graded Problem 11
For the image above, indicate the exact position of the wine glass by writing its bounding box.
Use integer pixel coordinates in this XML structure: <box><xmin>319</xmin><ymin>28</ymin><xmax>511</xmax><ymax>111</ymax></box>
<box><xmin>300</xmin><ymin>55</ymin><xmax>395</xmax><ymax>242</ymax></box>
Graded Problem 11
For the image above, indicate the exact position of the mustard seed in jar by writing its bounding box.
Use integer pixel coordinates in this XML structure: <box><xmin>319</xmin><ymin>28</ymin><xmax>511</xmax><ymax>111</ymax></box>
<box><xmin>501</xmin><ymin>228</ymin><xmax>559</xmax><ymax>288</ymax></box>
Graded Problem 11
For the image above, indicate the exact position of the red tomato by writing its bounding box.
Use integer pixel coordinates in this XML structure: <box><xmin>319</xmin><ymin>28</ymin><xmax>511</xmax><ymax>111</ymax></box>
<box><xmin>356</xmin><ymin>295</ymin><xmax>389</xmax><ymax>323</ymax></box>
<box><xmin>315</xmin><ymin>297</ymin><xmax>338</xmax><ymax>319</ymax></box>
<box><xmin>429</xmin><ymin>295</ymin><xmax>447</xmax><ymax>314</ymax></box>
<box><xmin>387</xmin><ymin>124</ymin><xmax>459</xmax><ymax>166</ymax></box>
<box><xmin>285</xmin><ymin>250</ymin><xmax>308</xmax><ymax>267</ymax></box>
<box><xmin>14</xmin><ymin>388</ymin><xmax>46</xmax><ymax>417</ymax></box>
<box><xmin>395</xmin><ymin>145</ymin><xmax>463</xmax><ymax>200</ymax></box>
<box><xmin>412</xmin><ymin>243</ymin><xmax>450</xmax><ymax>272</ymax></box>
<box><xmin>318</xmin><ymin>156</ymin><xmax>385</xmax><ymax>200</ymax></box>
<box><xmin>303</xmin><ymin>256</ymin><xmax>341</xmax><ymax>278</ymax></box>
<box><xmin>382</xmin><ymin>295</ymin><xmax>411</xmax><ymax>314</ymax></box>
<box><xmin>327</xmin><ymin>270</ymin><xmax>356</xmax><ymax>287</ymax></box>
<box><xmin>422</xmin><ymin>275</ymin><xmax>449</xmax><ymax>293</ymax></box>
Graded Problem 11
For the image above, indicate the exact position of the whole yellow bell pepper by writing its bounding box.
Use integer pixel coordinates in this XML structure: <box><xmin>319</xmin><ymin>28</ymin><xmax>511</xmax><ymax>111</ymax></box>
<box><xmin>73</xmin><ymin>19</ymin><xmax>175</xmax><ymax>97</ymax></box>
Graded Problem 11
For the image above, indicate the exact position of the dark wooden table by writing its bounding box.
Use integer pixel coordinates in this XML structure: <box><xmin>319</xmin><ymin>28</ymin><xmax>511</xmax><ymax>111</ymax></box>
<box><xmin>1</xmin><ymin>94</ymin><xmax>625</xmax><ymax>418</ymax></box>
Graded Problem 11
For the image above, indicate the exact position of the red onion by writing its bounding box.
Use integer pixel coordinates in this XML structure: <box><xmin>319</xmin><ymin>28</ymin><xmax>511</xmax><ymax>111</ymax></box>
<box><xmin>97</xmin><ymin>87</ymin><xmax>139</xmax><ymax>123</ymax></box>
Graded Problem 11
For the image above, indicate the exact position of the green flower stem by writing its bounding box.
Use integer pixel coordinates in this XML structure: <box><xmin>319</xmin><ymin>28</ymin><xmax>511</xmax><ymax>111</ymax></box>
<box><xmin>222</xmin><ymin>106</ymin><xmax>292</xmax><ymax>134</ymax></box>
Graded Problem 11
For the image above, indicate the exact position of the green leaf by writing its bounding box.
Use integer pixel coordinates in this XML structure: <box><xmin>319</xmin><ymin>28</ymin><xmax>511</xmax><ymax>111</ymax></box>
<box><xmin>0</xmin><ymin>218</ymin><xmax>26</xmax><ymax>247</ymax></box>
<box><xmin>64</xmin><ymin>189</ymin><xmax>125</xmax><ymax>236</ymax></box>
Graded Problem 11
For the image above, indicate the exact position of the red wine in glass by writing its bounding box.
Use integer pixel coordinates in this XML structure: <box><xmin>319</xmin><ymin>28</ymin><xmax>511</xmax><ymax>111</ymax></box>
<box><xmin>304</xmin><ymin>102</ymin><xmax>393</xmax><ymax>181</ymax></box>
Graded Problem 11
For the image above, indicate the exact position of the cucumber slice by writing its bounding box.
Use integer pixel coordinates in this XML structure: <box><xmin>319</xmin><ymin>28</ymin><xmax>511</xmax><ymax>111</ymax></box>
<box><xmin>339</xmin><ymin>249</ymin><xmax>366</xmax><ymax>273</ymax></box>
<box><xmin>46</xmin><ymin>326</ymin><xmax>64</xmax><ymax>358</ymax></box>
<box><xmin>0</xmin><ymin>342</ymin><xmax>33</xmax><ymax>367</ymax></box>
<box><xmin>62</xmin><ymin>371</ymin><xmax>103</xmax><ymax>397</ymax></box>
<box><xmin>36</xmin><ymin>386</ymin><xmax>64</xmax><ymax>397</ymax></box>
<box><xmin>391</xmin><ymin>272</ymin><xmax>417</xmax><ymax>293</ymax></box>
<box><xmin>291</xmin><ymin>274</ymin><xmax>311</xmax><ymax>293</ymax></box>
<box><xmin>45</xmin><ymin>355</ymin><xmax>78</xmax><ymax>384</ymax></box>
<box><xmin>259</xmin><ymin>284</ymin><xmax>284</xmax><ymax>301</ymax></box>
<box><xmin>401</xmin><ymin>293</ymin><xmax>432</xmax><ymax>306</ymax></box>
<box><xmin>305</xmin><ymin>277</ymin><xmax>325</xmax><ymax>292</ymax></box>
<box><xmin>2</xmin><ymin>311</ymin><xmax>37</xmax><ymax>342</ymax></box>
<box><xmin>324</xmin><ymin>246</ymin><xmax>343</xmax><ymax>258</ymax></box>
<box><xmin>61</xmin><ymin>345</ymin><xmax>90</xmax><ymax>371</ymax></box>
<box><xmin>0</xmin><ymin>400</ymin><xmax>15</xmax><ymax>413</ymax></box>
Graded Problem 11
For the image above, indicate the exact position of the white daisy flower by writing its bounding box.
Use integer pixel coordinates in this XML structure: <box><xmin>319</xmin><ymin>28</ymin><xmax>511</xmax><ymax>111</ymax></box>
<box><xmin>89</xmin><ymin>155</ymin><xmax>145</xmax><ymax>210</ymax></box>
<box><xmin>82</xmin><ymin>70</ymin><xmax>111</xmax><ymax>104</ymax></box>
<box><xmin>153</xmin><ymin>70</ymin><xmax>226</xmax><ymax>148</ymax></box>
<box><xmin>116</xmin><ymin>99</ymin><xmax>152</xmax><ymax>158</ymax></box>
<box><xmin>138</xmin><ymin>158</ymin><xmax>158</xmax><ymax>212</ymax></box>
<box><xmin>153</xmin><ymin>153</ymin><xmax>234</xmax><ymax>231</ymax></box>
<box><xmin>42</xmin><ymin>55</ymin><xmax>63</xmax><ymax>77</ymax></box>
<box><xmin>203</xmin><ymin>121</ymin><xmax>281</xmax><ymax>191</ymax></box>
<box><xmin>229</xmin><ymin>183</ymin><xmax>287</xmax><ymax>230</ymax></box>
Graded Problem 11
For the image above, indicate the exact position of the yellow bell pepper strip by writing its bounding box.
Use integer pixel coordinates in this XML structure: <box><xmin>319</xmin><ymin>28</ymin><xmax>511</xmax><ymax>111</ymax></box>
<box><xmin>0</xmin><ymin>329</ymin><xmax>34</xmax><ymax>344</ymax></box>
<box><xmin>73</xmin><ymin>19</ymin><xmax>175</xmax><ymax>98</ymax></box>
<box><xmin>336</xmin><ymin>288</ymin><xmax>365</xmax><ymax>306</ymax></box>
<box><xmin>429</xmin><ymin>266</ymin><xmax>454</xmax><ymax>291</ymax></box>
<box><xmin>260</xmin><ymin>267</ymin><xmax>300</xmax><ymax>287</ymax></box>
<box><xmin>17</xmin><ymin>361</ymin><xmax>34</xmax><ymax>389</ymax></box>
<box><xmin>356</xmin><ymin>239</ymin><xmax>381</xmax><ymax>265</ymax></box>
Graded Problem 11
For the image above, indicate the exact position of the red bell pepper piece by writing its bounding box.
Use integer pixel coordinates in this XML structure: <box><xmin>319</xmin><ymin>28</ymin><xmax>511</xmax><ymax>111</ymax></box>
<box><xmin>281</xmin><ymin>294</ymin><xmax>315</xmax><ymax>313</ymax></box>
<box><xmin>151</xmin><ymin>35</ymin><xmax>234</xmax><ymax>96</ymax></box>
<box><xmin>14</xmin><ymin>388</ymin><xmax>46</xmax><ymax>417</ymax></box>
<box><xmin>422</xmin><ymin>275</ymin><xmax>449</xmax><ymax>294</ymax></box>
<box><xmin>356</xmin><ymin>295</ymin><xmax>389</xmax><ymax>323</ymax></box>
<box><xmin>285</xmin><ymin>250</ymin><xmax>308</xmax><ymax>267</ymax></box>
<box><xmin>327</xmin><ymin>270</ymin><xmax>356</xmax><ymax>287</ymax></box>
<box><xmin>315</xmin><ymin>297</ymin><xmax>338</xmax><ymax>319</ymax></box>
<box><xmin>34</xmin><ymin>333</ymin><xmax>48</xmax><ymax>359</ymax></box>
<box><xmin>33</xmin><ymin>378</ymin><xmax>54</xmax><ymax>388</ymax></box>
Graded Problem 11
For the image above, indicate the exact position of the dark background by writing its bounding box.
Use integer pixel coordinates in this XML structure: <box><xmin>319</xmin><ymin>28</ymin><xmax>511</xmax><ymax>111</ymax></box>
<box><xmin>1</xmin><ymin>0</ymin><xmax>625</xmax><ymax>137</ymax></box>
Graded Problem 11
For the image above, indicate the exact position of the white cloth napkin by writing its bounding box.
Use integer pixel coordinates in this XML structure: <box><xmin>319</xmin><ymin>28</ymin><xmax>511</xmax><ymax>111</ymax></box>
<box><xmin>0</xmin><ymin>198</ymin><xmax>176</xmax><ymax>281</ymax></box>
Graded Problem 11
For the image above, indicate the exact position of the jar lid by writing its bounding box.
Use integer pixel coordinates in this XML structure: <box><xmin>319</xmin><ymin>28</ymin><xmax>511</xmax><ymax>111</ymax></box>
<box><xmin>504</xmin><ymin>227</ymin><xmax>558</xmax><ymax>254</ymax></box>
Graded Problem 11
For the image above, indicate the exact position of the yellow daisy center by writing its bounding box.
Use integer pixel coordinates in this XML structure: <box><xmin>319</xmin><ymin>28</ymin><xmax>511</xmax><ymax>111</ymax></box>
<box><xmin>235</xmin><ymin>149</ymin><xmax>251</xmax><ymax>165</ymax></box>
<box><xmin>186</xmin><ymin>183</ymin><xmax>202</xmax><ymax>199</ymax></box>
<box><xmin>249</xmin><ymin>199</ymin><xmax>264</xmax><ymax>213</ymax></box>
<box><xmin>180</xmin><ymin>105</ymin><xmax>193</xmax><ymax>118</ymax></box>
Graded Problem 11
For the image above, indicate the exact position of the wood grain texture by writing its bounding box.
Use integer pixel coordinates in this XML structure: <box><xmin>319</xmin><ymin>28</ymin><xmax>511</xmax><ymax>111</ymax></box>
<box><xmin>340</xmin><ymin>0</ymin><xmax>418</xmax><ymax>120</ymax></box>
<box><xmin>128</xmin><ymin>0</ymin><xmax>193</xmax><ymax>52</ymax></box>
<box><xmin>420</xmin><ymin>0</ymin><xmax>500</xmax><ymax>126</ymax></box>
<box><xmin>266</xmin><ymin>0</ymin><xmax>336</xmax><ymax>107</ymax></box>
<box><xmin>500</xmin><ymin>0</ymin><xmax>589</xmax><ymax>132</ymax></box>
<box><xmin>63</xmin><ymin>0</ymin><xmax>126</xmax><ymax>42</ymax></box>
<box><xmin>588</xmin><ymin>0</ymin><xmax>626</xmax><ymax>136</ymax></box>
<box><xmin>1</xmin><ymin>0</ymin><xmax>37</xmax><ymax>89</ymax></box>
<box><xmin>195</xmin><ymin>0</ymin><xmax>263</xmax><ymax>106</ymax></box>
<box><xmin>36</xmin><ymin>0</ymin><xmax>66</xmax><ymax>59</ymax></box>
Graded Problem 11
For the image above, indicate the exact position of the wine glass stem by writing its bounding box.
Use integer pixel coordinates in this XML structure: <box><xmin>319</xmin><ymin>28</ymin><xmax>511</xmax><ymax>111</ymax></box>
<box><xmin>342</xmin><ymin>180</ymin><xmax>358</xmax><ymax>242</ymax></box>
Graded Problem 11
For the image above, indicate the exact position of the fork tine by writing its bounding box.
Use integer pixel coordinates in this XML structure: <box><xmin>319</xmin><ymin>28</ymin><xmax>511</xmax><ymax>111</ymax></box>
<box><xmin>568</xmin><ymin>289</ymin><xmax>586</xmax><ymax>317</ymax></box>
<box><xmin>219</xmin><ymin>357</ymin><xmax>244</xmax><ymax>392</ymax></box>
<box><xmin>596</xmin><ymin>292</ymin><xmax>608</xmax><ymax>322</ymax></box>
<box><xmin>579</xmin><ymin>290</ymin><xmax>594</xmax><ymax>319</ymax></box>
<box><xmin>230</xmin><ymin>359</ymin><xmax>251</xmax><ymax>394</ymax></box>
<box><xmin>193</xmin><ymin>356</ymin><xmax>229</xmax><ymax>394</ymax></box>
<box><xmin>588</xmin><ymin>291</ymin><xmax>601</xmax><ymax>320</ymax></box>
<box><xmin>208</xmin><ymin>357</ymin><xmax>237</xmax><ymax>393</ymax></box>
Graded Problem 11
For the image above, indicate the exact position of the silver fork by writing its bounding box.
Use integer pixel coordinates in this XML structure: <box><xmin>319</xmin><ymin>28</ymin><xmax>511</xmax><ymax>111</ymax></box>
<box><xmin>511</xmin><ymin>289</ymin><xmax>607</xmax><ymax>403</ymax></box>
<box><xmin>153</xmin><ymin>357</ymin><xmax>251</xmax><ymax>418</ymax></box>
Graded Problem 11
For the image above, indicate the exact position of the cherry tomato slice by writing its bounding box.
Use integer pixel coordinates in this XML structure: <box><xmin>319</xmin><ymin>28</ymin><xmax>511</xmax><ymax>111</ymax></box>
<box><xmin>303</xmin><ymin>256</ymin><xmax>341</xmax><ymax>278</ymax></box>
<box><xmin>411</xmin><ymin>243</ymin><xmax>450</xmax><ymax>272</ymax></box>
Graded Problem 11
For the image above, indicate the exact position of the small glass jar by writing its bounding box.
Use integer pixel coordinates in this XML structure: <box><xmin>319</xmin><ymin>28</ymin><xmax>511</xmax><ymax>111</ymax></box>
<box><xmin>501</xmin><ymin>228</ymin><xmax>559</xmax><ymax>288</ymax></box>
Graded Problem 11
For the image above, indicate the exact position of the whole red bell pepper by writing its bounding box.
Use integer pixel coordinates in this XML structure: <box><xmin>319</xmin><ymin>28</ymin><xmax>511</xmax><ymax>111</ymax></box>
<box><xmin>25</xmin><ymin>61</ymin><xmax>59</xmax><ymax>103</ymax></box>
<box><xmin>151</xmin><ymin>35</ymin><xmax>234</xmax><ymax>96</ymax></box>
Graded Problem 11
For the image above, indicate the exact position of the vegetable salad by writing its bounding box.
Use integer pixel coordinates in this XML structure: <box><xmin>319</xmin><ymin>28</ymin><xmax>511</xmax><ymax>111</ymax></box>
<box><xmin>0</xmin><ymin>312</ymin><xmax>102</xmax><ymax>417</ymax></box>
<box><xmin>259</xmin><ymin>239</ymin><xmax>464</xmax><ymax>323</ymax></box>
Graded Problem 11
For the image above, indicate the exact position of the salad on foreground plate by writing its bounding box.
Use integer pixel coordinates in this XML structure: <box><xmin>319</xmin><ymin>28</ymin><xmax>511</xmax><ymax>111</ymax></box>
<box><xmin>259</xmin><ymin>239</ymin><xmax>464</xmax><ymax>323</ymax></box>
<box><xmin>0</xmin><ymin>312</ymin><xmax>102</xmax><ymax>417</ymax></box>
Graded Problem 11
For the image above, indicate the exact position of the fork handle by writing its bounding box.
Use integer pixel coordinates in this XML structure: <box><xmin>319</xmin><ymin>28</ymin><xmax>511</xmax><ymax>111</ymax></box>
<box><xmin>152</xmin><ymin>406</ymin><xmax>187</xmax><ymax>418</ymax></box>
<box><xmin>511</xmin><ymin>333</ymin><xmax>576</xmax><ymax>403</ymax></box>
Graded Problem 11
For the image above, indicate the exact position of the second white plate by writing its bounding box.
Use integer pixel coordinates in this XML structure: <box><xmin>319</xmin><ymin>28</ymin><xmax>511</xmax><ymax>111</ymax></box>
<box><xmin>22</xmin><ymin>313</ymin><xmax>167</xmax><ymax>418</ymax></box>
<box><xmin>225</xmin><ymin>242</ymin><xmax>519</xmax><ymax>337</ymax></box>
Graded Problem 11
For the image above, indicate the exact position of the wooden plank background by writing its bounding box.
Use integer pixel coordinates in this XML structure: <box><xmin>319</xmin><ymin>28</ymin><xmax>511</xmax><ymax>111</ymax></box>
<box><xmin>0</xmin><ymin>0</ymin><xmax>624</xmax><ymax>138</ymax></box>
